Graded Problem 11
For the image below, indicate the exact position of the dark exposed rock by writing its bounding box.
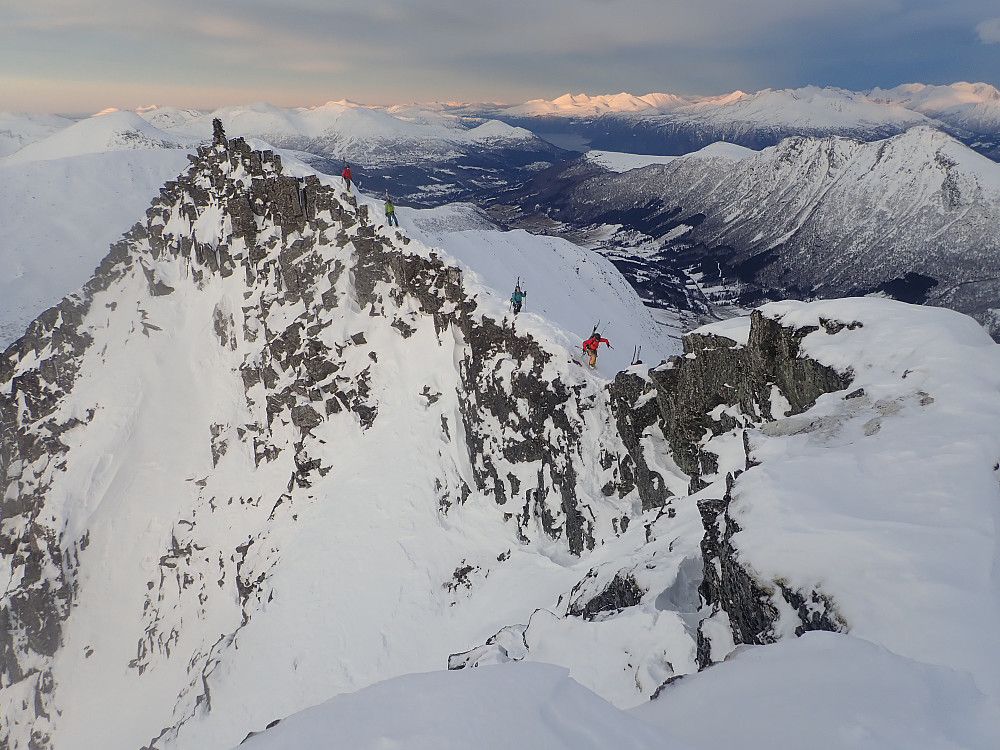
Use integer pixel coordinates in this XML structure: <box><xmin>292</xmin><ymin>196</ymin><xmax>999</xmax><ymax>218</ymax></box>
<box><xmin>776</xmin><ymin>582</ymin><xmax>844</xmax><ymax>636</ymax></box>
<box><xmin>659</xmin><ymin>315</ymin><xmax>851</xmax><ymax>667</ymax></box>
<box><xmin>290</xmin><ymin>405</ymin><xmax>323</xmax><ymax>431</ymax></box>
<box><xmin>608</xmin><ymin>371</ymin><xmax>670</xmax><ymax>509</ymax></box>
<box><xmin>646</xmin><ymin>310</ymin><xmax>851</xmax><ymax>488</ymax></box>
<box><xmin>695</xmin><ymin>478</ymin><xmax>780</xmax><ymax>668</ymax></box>
<box><xmin>567</xmin><ymin>571</ymin><xmax>645</xmax><ymax>620</ymax></box>
<box><xmin>456</xmin><ymin>315</ymin><xmax>598</xmax><ymax>555</ymax></box>
<box><xmin>610</xmin><ymin>308</ymin><xmax>854</xmax><ymax>668</ymax></box>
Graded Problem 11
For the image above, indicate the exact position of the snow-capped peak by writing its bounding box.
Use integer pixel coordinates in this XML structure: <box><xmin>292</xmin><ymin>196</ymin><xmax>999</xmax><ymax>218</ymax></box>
<box><xmin>4</xmin><ymin>109</ymin><xmax>186</xmax><ymax>163</ymax></box>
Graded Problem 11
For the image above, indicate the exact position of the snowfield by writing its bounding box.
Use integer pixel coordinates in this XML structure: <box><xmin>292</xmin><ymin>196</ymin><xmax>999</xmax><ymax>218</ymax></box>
<box><xmin>234</xmin><ymin>633</ymin><xmax>1000</xmax><ymax>750</ymax></box>
<box><xmin>237</xmin><ymin>662</ymin><xmax>688</xmax><ymax>750</ymax></box>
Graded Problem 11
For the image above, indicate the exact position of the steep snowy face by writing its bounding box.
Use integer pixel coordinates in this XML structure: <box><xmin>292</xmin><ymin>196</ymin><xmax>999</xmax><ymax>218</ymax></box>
<box><xmin>0</xmin><ymin>148</ymin><xmax>194</xmax><ymax>348</ymax></box>
<box><xmin>0</xmin><ymin>121</ymin><xmax>656</xmax><ymax>750</ymax></box>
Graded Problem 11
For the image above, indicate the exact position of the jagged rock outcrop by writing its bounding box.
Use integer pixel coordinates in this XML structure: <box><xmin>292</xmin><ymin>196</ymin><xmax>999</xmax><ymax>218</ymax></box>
<box><xmin>610</xmin><ymin>310</ymin><xmax>854</xmax><ymax>669</ymax></box>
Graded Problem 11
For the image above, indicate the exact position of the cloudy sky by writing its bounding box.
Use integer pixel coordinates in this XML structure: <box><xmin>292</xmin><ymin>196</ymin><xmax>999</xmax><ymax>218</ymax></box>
<box><xmin>1</xmin><ymin>0</ymin><xmax>998</xmax><ymax>113</ymax></box>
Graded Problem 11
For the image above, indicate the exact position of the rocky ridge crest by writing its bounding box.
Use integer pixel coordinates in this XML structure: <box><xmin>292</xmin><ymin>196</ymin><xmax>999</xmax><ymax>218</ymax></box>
<box><xmin>0</xmin><ymin>121</ymin><xmax>640</xmax><ymax>749</ymax></box>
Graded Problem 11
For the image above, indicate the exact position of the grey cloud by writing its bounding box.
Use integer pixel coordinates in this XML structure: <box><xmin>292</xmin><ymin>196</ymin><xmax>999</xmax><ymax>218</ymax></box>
<box><xmin>977</xmin><ymin>18</ymin><xmax>1000</xmax><ymax>43</ymax></box>
<box><xmin>1</xmin><ymin>0</ymin><xmax>997</xmax><ymax>111</ymax></box>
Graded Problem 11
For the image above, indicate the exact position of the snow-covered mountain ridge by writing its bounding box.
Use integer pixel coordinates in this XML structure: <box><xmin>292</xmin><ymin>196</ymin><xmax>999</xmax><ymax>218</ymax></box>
<box><xmin>2</xmin><ymin>122</ymin><xmax>999</xmax><ymax>750</ymax></box>
<box><xmin>0</xmin><ymin>120</ymin><xmax>675</xmax><ymax>750</ymax></box>
<box><xmin>507</xmin><ymin>82</ymin><xmax>999</xmax><ymax>126</ymax></box>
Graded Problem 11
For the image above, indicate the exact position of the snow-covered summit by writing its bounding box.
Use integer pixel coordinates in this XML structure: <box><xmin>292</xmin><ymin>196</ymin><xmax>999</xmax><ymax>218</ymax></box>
<box><xmin>4</xmin><ymin>109</ymin><xmax>188</xmax><ymax>163</ymax></box>
<box><xmin>672</xmin><ymin>85</ymin><xmax>931</xmax><ymax>131</ymax></box>
<box><xmin>0</xmin><ymin>111</ymin><xmax>75</xmax><ymax>158</ymax></box>
<box><xmin>507</xmin><ymin>91</ymin><xmax>686</xmax><ymax>116</ymax></box>
<box><xmin>585</xmin><ymin>140</ymin><xmax>756</xmax><ymax>172</ymax></box>
<box><xmin>502</xmin><ymin>82</ymin><xmax>1000</xmax><ymax>131</ymax></box>
<box><xmin>536</xmin><ymin>124</ymin><xmax>1000</xmax><ymax>331</ymax></box>
<box><xmin>868</xmin><ymin>81</ymin><xmax>1000</xmax><ymax>131</ymax></box>
<box><xmin>492</xmin><ymin>82</ymin><xmax>1000</xmax><ymax>159</ymax></box>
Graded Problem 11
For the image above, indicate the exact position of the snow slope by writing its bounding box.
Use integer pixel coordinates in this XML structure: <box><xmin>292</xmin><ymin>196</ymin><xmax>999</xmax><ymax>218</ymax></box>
<box><xmin>0</xmin><ymin>108</ymin><xmax>555</xmax><ymax>350</ymax></box>
<box><xmin>4</xmin><ymin>110</ymin><xmax>188</xmax><ymax>163</ymax></box>
<box><xmin>0</xmin><ymin>148</ymin><xmax>193</xmax><ymax>346</ymax></box>
<box><xmin>2</xmin><ymin>112</ymin><xmax>999</xmax><ymax>750</ymax></box>
<box><xmin>403</xmin><ymin>202</ymin><xmax>678</xmax><ymax>373</ymax></box>
<box><xmin>585</xmin><ymin>141</ymin><xmax>756</xmax><ymax>172</ymax></box>
<box><xmin>869</xmin><ymin>81</ymin><xmax>1000</xmax><ymax>133</ymax></box>
<box><xmin>507</xmin><ymin>92</ymin><xmax>687</xmax><ymax>116</ymax></box>
<box><xmin>142</xmin><ymin>101</ymin><xmax>541</xmax><ymax>168</ymax></box>
<box><xmin>231</xmin><ymin>293</ymin><xmax>1000</xmax><ymax>750</ymax></box>
<box><xmin>237</xmin><ymin>662</ymin><xmax>688</xmax><ymax>750</ymax></box>
<box><xmin>0</xmin><ymin>112</ymin><xmax>75</xmax><ymax>158</ymax></box>
<box><xmin>232</xmin><ymin>634</ymin><xmax>1000</xmax><ymax>750</ymax></box>
<box><xmin>543</xmin><ymin>125</ymin><xmax>1000</xmax><ymax>330</ymax></box>
<box><xmin>633</xmin><ymin>632</ymin><xmax>1000</xmax><ymax>750</ymax></box>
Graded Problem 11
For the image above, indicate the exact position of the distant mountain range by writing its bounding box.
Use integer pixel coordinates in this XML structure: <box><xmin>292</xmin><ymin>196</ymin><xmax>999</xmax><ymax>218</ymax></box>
<box><xmin>477</xmin><ymin>82</ymin><xmax>1000</xmax><ymax>160</ymax></box>
<box><xmin>499</xmin><ymin>126</ymin><xmax>1000</xmax><ymax>337</ymax></box>
<box><xmin>2</xmin><ymin>81</ymin><xmax>999</xmax><ymax>342</ymax></box>
<box><xmin>0</xmin><ymin>102</ymin><xmax>565</xmax><ymax>208</ymax></box>
<box><xmin>5</xmin><ymin>80</ymin><xmax>999</xmax><ymax>177</ymax></box>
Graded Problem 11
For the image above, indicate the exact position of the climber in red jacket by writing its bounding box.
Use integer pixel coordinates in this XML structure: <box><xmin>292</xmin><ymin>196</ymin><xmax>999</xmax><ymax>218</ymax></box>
<box><xmin>582</xmin><ymin>332</ymin><xmax>611</xmax><ymax>368</ymax></box>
